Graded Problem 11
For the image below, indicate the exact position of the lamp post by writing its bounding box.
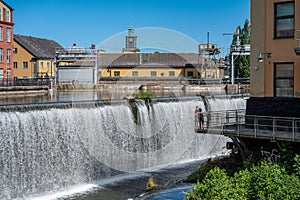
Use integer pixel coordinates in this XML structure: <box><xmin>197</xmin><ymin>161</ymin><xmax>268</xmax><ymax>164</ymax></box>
<box><xmin>91</xmin><ymin>44</ymin><xmax>98</xmax><ymax>85</ymax></box>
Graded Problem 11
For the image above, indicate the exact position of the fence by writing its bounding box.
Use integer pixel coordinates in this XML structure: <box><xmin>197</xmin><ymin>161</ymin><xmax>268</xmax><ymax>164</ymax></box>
<box><xmin>0</xmin><ymin>78</ymin><xmax>52</xmax><ymax>87</ymax></box>
<box><xmin>195</xmin><ymin>109</ymin><xmax>300</xmax><ymax>141</ymax></box>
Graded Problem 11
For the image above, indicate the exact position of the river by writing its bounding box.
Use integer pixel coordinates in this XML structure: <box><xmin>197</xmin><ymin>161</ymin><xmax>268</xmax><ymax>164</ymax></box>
<box><xmin>0</xmin><ymin>91</ymin><xmax>247</xmax><ymax>200</ymax></box>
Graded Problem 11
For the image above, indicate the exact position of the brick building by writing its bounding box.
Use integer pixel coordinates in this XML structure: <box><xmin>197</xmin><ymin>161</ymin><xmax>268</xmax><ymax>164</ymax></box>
<box><xmin>0</xmin><ymin>0</ymin><xmax>13</xmax><ymax>85</ymax></box>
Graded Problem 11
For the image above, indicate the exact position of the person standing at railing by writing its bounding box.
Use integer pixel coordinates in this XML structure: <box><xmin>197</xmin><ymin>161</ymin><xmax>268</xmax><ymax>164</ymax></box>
<box><xmin>195</xmin><ymin>106</ymin><xmax>204</xmax><ymax>129</ymax></box>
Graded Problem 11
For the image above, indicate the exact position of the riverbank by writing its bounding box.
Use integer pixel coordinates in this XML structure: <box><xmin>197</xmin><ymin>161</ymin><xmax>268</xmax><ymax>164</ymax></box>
<box><xmin>0</xmin><ymin>85</ymin><xmax>49</xmax><ymax>96</ymax></box>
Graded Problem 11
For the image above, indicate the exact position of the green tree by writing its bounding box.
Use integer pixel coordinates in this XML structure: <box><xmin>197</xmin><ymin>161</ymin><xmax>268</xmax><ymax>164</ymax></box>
<box><xmin>232</xmin><ymin>19</ymin><xmax>250</xmax><ymax>78</ymax></box>
<box><xmin>185</xmin><ymin>161</ymin><xmax>300</xmax><ymax>200</ymax></box>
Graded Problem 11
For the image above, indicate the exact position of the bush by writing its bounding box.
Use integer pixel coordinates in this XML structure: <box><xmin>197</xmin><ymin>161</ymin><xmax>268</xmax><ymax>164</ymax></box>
<box><xmin>294</xmin><ymin>154</ymin><xmax>300</xmax><ymax>177</ymax></box>
<box><xmin>185</xmin><ymin>161</ymin><xmax>300</xmax><ymax>200</ymax></box>
<box><xmin>186</xmin><ymin>163</ymin><xmax>213</xmax><ymax>183</ymax></box>
<box><xmin>186</xmin><ymin>167</ymin><xmax>234</xmax><ymax>200</ymax></box>
<box><xmin>135</xmin><ymin>90</ymin><xmax>154</xmax><ymax>99</ymax></box>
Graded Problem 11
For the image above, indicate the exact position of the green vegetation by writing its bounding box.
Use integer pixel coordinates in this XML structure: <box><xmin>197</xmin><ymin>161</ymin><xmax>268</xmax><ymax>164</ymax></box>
<box><xmin>186</xmin><ymin>157</ymin><xmax>244</xmax><ymax>183</ymax></box>
<box><xmin>185</xmin><ymin>157</ymin><xmax>300</xmax><ymax>200</ymax></box>
<box><xmin>135</xmin><ymin>90</ymin><xmax>154</xmax><ymax>99</ymax></box>
<box><xmin>294</xmin><ymin>155</ymin><xmax>300</xmax><ymax>176</ymax></box>
<box><xmin>232</xmin><ymin>19</ymin><xmax>250</xmax><ymax>78</ymax></box>
<box><xmin>186</xmin><ymin>163</ymin><xmax>214</xmax><ymax>183</ymax></box>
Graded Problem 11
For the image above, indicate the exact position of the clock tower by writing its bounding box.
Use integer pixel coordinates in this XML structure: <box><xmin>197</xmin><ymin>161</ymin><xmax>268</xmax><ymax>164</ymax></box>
<box><xmin>122</xmin><ymin>25</ymin><xmax>140</xmax><ymax>53</ymax></box>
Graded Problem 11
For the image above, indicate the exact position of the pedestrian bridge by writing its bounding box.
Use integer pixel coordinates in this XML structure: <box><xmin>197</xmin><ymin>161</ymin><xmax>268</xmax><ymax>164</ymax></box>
<box><xmin>195</xmin><ymin>109</ymin><xmax>300</xmax><ymax>142</ymax></box>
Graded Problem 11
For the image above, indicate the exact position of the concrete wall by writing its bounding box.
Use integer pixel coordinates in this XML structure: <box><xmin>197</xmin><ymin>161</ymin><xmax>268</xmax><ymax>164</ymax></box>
<box><xmin>250</xmin><ymin>0</ymin><xmax>266</xmax><ymax>97</ymax></box>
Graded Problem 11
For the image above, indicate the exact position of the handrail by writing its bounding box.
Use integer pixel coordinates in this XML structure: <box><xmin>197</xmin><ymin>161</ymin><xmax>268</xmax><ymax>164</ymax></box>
<box><xmin>195</xmin><ymin>109</ymin><xmax>300</xmax><ymax>141</ymax></box>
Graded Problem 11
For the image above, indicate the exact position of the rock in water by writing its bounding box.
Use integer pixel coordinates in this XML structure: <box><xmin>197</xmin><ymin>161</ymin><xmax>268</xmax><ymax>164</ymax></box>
<box><xmin>146</xmin><ymin>177</ymin><xmax>159</xmax><ymax>191</ymax></box>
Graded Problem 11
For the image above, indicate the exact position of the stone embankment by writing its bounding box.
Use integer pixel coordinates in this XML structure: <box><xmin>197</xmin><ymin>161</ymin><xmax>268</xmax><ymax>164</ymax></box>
<box><xmin>0</xmin><ymin>86</ymin><xmax>49</xmax><ymax>96</ymax></box>
<box><xmin>57</xmin><ymin>83</ymin><xmax>249</xmax><ymax>95</ymax></box>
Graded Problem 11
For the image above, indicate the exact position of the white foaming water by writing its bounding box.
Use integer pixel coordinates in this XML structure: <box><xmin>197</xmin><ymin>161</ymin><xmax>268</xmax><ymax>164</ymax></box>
<box><xmin>26</xmin><ymin>184</ymin><xmax>99</xmax><ymax>200</ymax></box>
<box><xmin>0</xmin><ymin>97</ymin><xmax>246</xmax><ymax>200</ymax></box>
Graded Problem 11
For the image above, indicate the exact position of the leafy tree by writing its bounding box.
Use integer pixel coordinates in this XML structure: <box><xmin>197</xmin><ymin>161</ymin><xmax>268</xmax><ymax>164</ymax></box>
<box><xmin>294</xmin><ymin>154</ymin><xmax>300</xmax><ymax>176</ymax></box>
<box><xmin>278</xmin><ymin>142</ymin><xmax>294</xmax><ymax>173</ymax></box>
<box><xmin>186</xmin><ymin>167</ymin><xmax>235</xmax><ymax>200</ymax></box>
<box><xmin>185</xmin><ymin>161</ymin><xmax>300</xmax><ymax>200</ymax></box>
<box><xmin>232</xmin><ymin>19</ymin><xmax>250</xmax><ymax>78</ymax></box>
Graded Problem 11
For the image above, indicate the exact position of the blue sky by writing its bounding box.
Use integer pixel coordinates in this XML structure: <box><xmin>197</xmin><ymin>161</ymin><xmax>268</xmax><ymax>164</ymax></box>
<box><xmin>5</xmin><ymin>0</ymin><xmax>250</xmax><ymax>55</ymax></box>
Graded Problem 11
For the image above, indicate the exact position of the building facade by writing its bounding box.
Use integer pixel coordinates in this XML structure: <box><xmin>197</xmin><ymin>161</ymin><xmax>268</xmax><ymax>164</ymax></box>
<box><xmin>251</xmin><ymin>0</ymin><xmax>300</xmax><ymax>98</ymax></box>
<box><xmin>13</xmin><ymin>34</ymin><xmax>63</xmax><ymax>79</ymax></box>
<box><xmin>248</xmin><ymin>0</ymin><xmax>300</xmax><ymax>117</ymax></box>
<box><xmin>99</xmin><ymin>53</ymin><xmax>223</xmax><ymax>80</ymax></box>
<box><xmin>56</xmin><ymin>26</ymin><xmax>225</xmax><ymax>85</ymax></box>
<box><xmin>0</xmin><ymin>0</ymin><xmax>14</xmax><ymax>85</ymax></box>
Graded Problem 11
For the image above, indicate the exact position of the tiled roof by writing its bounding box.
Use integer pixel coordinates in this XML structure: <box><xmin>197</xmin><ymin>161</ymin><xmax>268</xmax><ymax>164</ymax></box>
<box><xmin>14</xmin><ymin>34</ymin><xmax>63</xmax><ymax>59</ymax></box>
<box><xmin>99</xmin><ymin>53</ymin><xmax>207</xmax><ymax>67</ymax></box>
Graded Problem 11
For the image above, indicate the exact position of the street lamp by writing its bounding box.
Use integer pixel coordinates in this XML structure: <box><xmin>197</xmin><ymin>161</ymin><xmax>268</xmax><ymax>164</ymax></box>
<box><xmin>257</xmin><ymin>52</ymin><xmax>271</xmax><ymax>63</ymax></box>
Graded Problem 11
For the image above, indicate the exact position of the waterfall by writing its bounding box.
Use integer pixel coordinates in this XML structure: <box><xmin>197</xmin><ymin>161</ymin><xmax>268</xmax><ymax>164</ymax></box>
<box><xmin>0</xmin><ymin>96</ymin><xmax>247</xmax><ymax>199</ymax></box>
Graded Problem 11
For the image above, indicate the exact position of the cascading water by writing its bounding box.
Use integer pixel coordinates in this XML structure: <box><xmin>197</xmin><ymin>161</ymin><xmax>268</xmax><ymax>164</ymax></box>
<box><xmin>0</xmin><ymin>96</ymin><xmax>247</xmax><ymax>199</ymax></box>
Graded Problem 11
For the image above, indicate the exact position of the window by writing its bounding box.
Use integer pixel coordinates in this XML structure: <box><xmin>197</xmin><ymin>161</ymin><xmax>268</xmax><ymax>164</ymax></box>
<box><xmin>5</xmin><ymin>10</ymin><xmax>10</xmax><ymax>22</ymax></box>
<box><xmin>187</xmin><ymin>71</ymin><xmax>193</xmax><ymax>77</ymax></box>
<box><xmin>0</xmin><ymin>9</ymin><xmax>2</xmax><ymax>21</ymax></box>
<box><xmin>0</xmin><ymin>27</ymin><xmax>2</xmax><ymax>41</ymax></box>
<box><xmin>13</xmin><ymin>48</ymin><xmax>17</xmax><ymax>54</ymax></box>
<box><xmin>169</xmin><ymin>71</ymin><xmax>175</xmax><ymax>77</ymax></box>
<box><xmin>274</xmin><ymin>63</ymin><xmax>293</xmax><ymax>97</ymax></box>
<box><xmin>132</xmin><ymin>71</ymin><xmax>138</xmax><ymax>77</ymax></box>
<box><xmin>114</xmin><ymin>71</ymin><xmax>120</xmax><ymax>77</ymax></box>
<box><xmin>0</xmin><ymin>69</ymin><xmax>3</xmax><ymax>81</ymax></box>
<box><xmin>150</xmin><ymin>71</ymin><xmax>157</xmax><ymax>77</ymax></box>
<box><xmin>274</xmin><ymin>2</ymin><xmax>294</xmax><ymax>38</ymax></box>
<box><xmin>6</xmin><ymin>28</ymin><xmax>10</xmax><ymax>42</ymax></box>
<box><xmin>6</xmin><ymin>49</ymin><xmax>11</xmax><ymax>63</ymax></box>
<box><xmin>40</xmin><ymin>62</ymin><xmax>44</xmax><ymax>69</ymax></box>
<box><xmin>7</xmin><ymin>69</ymin><xmax>11</xmax><ymax>80</ymax></box>
<box><xmin>47</xmin><ymin>62</ymin><xmax>50</xmax><ymax>70</ymax></box>
<box><xmin>13</xmin><ymin>62</ymin><xmax>17</xmax><ymax>69</ymax></box>
<box><xmin>0</xmin><ymin>48</ymin><xmax>3</xmax><ymax>63</ymax></box>
<box><xmin>23</xmin><ymin>62</ymin><xmax>28</xmax><ymax>69</ymax></box>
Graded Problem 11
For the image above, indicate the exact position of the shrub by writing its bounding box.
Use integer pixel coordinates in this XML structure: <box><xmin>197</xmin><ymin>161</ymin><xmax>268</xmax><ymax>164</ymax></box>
<box><xmin>186</xmin><ymin>163</ymin><xmax>213</xmax><ymax>183</ymax></box>
<box><xmin>135</xmin><ymin>90</ymin><xmax>153</xmax><ymax>99</ymax></box>
<box><xmin>186</xmin><ymin>167</ymin><xmax>234</xmax><ymax>200</ymax></box>
<box><xmin>293</xmin><ymin>154</ymin><xmax>300</xmax><ymax>177</ymax></box>
<box><xmin>185</xmin><ymin>161</ymin><xmax>300</xmax><ymax>200</ymax></box>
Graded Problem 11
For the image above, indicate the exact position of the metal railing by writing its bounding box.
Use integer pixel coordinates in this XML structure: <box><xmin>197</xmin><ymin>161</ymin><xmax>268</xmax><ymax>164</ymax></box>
<box><xmin>195</xmin><ymin>109</ymin><xmax>300</xmax><ymax>141</ymax></box>
<box><xmin>195</xmin><ymin>109</ymin><xmax>246</xmax><ymax>130</ymax></box>
<box><xmin>99</xmin><ymin>77</ymin><xmax>249</xmax><ymax>85</ymax></box>
<box><xmin>0</xmin><ymin>78</ymin><xmax>52</xmax><ymax>87</ymax></box>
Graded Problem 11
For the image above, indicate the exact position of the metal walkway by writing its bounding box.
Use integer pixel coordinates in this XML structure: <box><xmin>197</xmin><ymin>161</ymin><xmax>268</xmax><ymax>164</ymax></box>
<box><xmin>195</xmin><ymin>109</ymin><xmax>300</xmax><ymax>142</ymax></box>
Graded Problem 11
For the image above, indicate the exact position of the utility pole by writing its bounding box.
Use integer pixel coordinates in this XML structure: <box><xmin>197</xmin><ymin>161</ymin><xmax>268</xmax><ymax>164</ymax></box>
<box><xmin>223</xmin><ymin>28</ymin><xmax>250</xmax><ymax>84</ymax></box>
<box><xmin>93</xmin><ymin>50</ymin><xmax>98</xmax><ymax>85</ymax></box>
